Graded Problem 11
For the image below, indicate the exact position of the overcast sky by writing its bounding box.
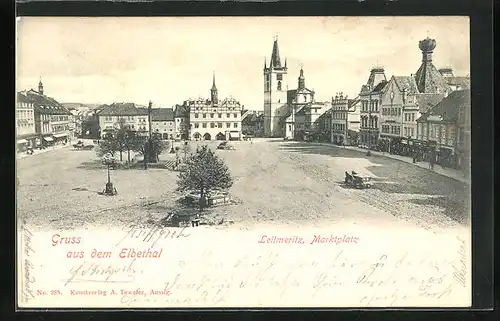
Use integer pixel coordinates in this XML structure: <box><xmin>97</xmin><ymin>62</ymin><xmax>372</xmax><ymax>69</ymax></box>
<box><xmin>16</xmin><ymin>16</ymin><xmax>470</xmax><ymax>109</ymax></box>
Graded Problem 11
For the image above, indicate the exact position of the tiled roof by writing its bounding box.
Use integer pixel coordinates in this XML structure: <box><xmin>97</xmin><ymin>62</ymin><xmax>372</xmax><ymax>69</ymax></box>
<box><xmin>151</xmin><ymin>108</ymin><xmax>174</xmax><ymax>121</ymax></box>
<box><xmin>415</xmin><ymin>93</ymin><xmax>445</xmax><ymax>113</ymax></box>
<box><xmin>417</xmin><ymin>89</ymin><xmax>469</xmax><ymax>123</ymax></box>
<box><xmin>445</xmin><ymin>76</ymin><xmax>470</xmax><ymax>88</ymax></box>
<box><xmin>174</xmin><ymin>104</ymin><xmax>189</xmax><ymax>117</ymax></box>
<box><xmin>372</xmin><ymin>80</ymin><xmax>388</xmax><ymax>93</ymax></box>
<box><xmin>17</xmin><ymin>92</ymin><xmax>31</xmax><ymax>104</ymax></box>
<box><xmin>414</xmin><ymin>61</ymin><xmax>451</xmax><ymax>93</ymax></box>
<box><xmin>98</xmin><ymin>103</ymin><xmax>148</xmax><ymax>116</ymax></box>
<box><xmin>23</xmin><ymin>89</ymin><xmax>71</xmax><ymax>115</ymax></box>
<box><xmin>393</xmin><ymin>76</ymin><xmax>418</xmax><ymax>94</ymax></box>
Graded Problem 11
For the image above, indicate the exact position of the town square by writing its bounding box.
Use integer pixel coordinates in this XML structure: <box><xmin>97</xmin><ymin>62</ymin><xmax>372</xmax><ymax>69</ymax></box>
<box><xmin>16</xmin><ymin>17</ymin><xmax>470</xmax><ymax>232</ymax></box>
<box><xmin>15</xmin><ymin>16</ymin><xmax>475</xmax><ymax>309</ymax></box>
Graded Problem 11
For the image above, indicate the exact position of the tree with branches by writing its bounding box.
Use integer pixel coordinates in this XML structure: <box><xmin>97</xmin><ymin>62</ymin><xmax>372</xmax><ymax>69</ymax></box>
<box><xmin>132</xmin><ymin>135</ymin><xmax>169</xmax><ymax>169</ymax></box>
<box><xmin>176</xmin><ymin>145</ymin><xmax>233</xmax><ymax>212</ymax></box>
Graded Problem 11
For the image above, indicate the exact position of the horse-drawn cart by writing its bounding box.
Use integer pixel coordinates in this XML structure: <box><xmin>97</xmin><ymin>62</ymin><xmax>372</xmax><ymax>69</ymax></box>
<box><xmin>345</xmin><ymin>171</ymin><xmax>373</xmax><ymax>189</ymax></box>
<box><xmin>73</xmin><ymin>141</ymin><xmax>94</xmax><ymax>150</ymax></box>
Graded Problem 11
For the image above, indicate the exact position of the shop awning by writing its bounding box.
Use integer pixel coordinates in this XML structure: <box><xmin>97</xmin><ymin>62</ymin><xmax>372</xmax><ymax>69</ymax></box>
<box><xmin>53</xmin><ymin>133</ymin><xmax>68</xmax><ymax>138</ymax></box>
<box><xmin>43</xmin><ymin>136</ymin><xmax>54</xmax><ymax>142</ymax></box>
<box><xmin>17</xmin><ymin>139</ymin><xmax>28</xmax><ymax>144</ymax></box>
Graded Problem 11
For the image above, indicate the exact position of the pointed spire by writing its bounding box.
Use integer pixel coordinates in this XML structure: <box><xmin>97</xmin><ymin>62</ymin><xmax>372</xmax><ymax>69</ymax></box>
<box><xmin>270</xmin><ymin>36</ymin><xmax>282</xmax><ymax>68</ymax></box>
<box><xmin>211</xmin><ymin>71</ymin><xmax>217</xmax><ymax>91</ymax></box>
<box><xmin>284</xmin><ymin>58</ymin><xmax>287</xmax><ymax>69</ymax></box>
<box><xmin>264</xmin><ymin>57</ymin><xmax>267</xmax><ymax>69</ymax></box>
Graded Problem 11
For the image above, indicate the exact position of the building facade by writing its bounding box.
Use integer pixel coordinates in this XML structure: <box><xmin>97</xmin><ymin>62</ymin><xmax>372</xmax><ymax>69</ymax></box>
<box><xmin>151</xmin><ymin>108</ymin><xmax>175</xmax><ymax>140</ymax></box>
<box><xmin>241</xmin><ymin>110</ymin><xmax>264</xmax><ymax>137</ymax></box>
<box><xmin>359</xmin><ymin>67</ymin><xmax>387</xmax><ymax>149</ymax></box>
<box><xmin>330</xmin><ymin>94</ymin><xmax>361</xmax><ymax>146</ymax></box>
<box><xmin>416</xmin><ymin>89</ymin><xmax>470</xmax><ymax>169</ymax></box>
<box><xmin>16</xmin><ymin>91</ymin><xmax>37</xmax><ymax>152</ymax></box>
<box><xmin>263</xmin><ymin>38</ymin><xmax>289</xmax><ymax>137</ymax></box>
<box><xmin>97</xmin><ymin>103</ymin><xmax>149</xmax><ymax>138</ymax></box>
<box><xmin>378</xmin><ymin>37</ymin><xmax>469</xmax><ymax>155</ymax></box>
<box><xmin>187</xmin><ymin>74</ymin><xmax>243</xmax><ymax>141</ymax></box>
<box><xmin>21</xmin><ymin>81</ymin><xmax>73</xmax><ymax>148</ymax></box>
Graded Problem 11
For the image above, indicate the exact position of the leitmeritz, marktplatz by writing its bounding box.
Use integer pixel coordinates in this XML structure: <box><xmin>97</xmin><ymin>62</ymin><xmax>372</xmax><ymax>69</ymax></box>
<box><xmin>16</xmin><ymin>19</ymin><xmax>470</xmax><ymax>233</ymax></box>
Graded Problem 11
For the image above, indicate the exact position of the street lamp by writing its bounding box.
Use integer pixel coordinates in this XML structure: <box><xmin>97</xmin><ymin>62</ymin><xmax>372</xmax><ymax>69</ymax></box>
<box><xmin>103</xmin><ymin>156</ymin><xmax>117</xmax><ymax>196</ymax></box>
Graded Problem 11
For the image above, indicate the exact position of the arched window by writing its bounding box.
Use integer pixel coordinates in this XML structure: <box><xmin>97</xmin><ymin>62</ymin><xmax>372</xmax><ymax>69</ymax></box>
<box><xmin>277</xmin><ymin>81</ymin><xmax>282</xmax><ymax>91</ymax></box>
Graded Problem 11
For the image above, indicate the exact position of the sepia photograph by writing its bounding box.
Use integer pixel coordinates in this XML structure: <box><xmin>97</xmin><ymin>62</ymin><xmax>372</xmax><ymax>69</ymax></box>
<box><xmin>16</xmin><ymin>16</ymin><xmax>471</xmax><ymax>308</ymax></box>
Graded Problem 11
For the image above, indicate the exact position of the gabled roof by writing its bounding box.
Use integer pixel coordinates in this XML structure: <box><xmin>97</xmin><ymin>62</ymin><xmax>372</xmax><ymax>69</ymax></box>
<box><xmin>151</xmin><ymin>108</ymin><xmax>174</xmax><ymax>121</ymax></box>
<box><xmin>445</xmin><ymin>76</ymin><xmax>470</xmax><ymax>88</ymax></box>
<box><xmin>372</xmin><ymin>80</ymin><xmax>388</xmax><ymax>93</ymax></box>
<box><xmin>415</xmin><ymin>93</ymin><xmax>445</xmax><ymax>113</ymax></box>
<box><xmin>393</xmin><ymin>76</ymin><xmax>418</xmax><ymax>94</ymax></box>
<box><xmin>417</xmin><ymin>89</ymin><xmax>469</xmax><ymax>123</ymax></box>
<box><xmin>98</xmin><ymin>103</ymin><xmax>148</xmax><ymax>116</ymax></box>
<box><xmin>174</xmin><ymin>104</ymin><xmax>189</xmax><ymax>117</ymax></box>
<box><xmin>23</xmin><ymin>89</ymin><xmax>71</xmax><ymax>115</ymax></box>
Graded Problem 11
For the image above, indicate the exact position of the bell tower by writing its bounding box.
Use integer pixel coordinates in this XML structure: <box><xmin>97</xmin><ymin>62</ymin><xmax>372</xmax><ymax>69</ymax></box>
<box><xmin>263</xmin><ymin>36</ymin><xmax>288</xmax><ymax>137</ymax></box>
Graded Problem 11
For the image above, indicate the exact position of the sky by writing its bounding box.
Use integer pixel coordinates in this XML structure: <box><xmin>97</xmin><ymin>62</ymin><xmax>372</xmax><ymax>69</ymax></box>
<box><xmin>16</xmin><ymin>16</ymin><xmax>470</xmax><ymax>110</ymax></box>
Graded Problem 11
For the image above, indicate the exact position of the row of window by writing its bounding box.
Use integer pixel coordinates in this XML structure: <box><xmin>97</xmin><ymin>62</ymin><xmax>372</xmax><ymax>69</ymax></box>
<box><xmin>17</xmin><ymin>102</ymin><xmax>34</xmax><ymax>108</ymax></box>
<box><xmin>361</xmin><ymin>118</ymin><xmax>378</xmax><ymax>129</ymax></box>
<box><xmin>381</xmin><ymin>125</ymin><xmax>401</xmax><ymax>135</ymax></box>
<box><xmin>332</xmin><ymin>123</ymin><xmax>346</xmax><ymax>131</ymax></box>
<box><xmin>52</xmin><ymin>124</ymin><xmax>70</xmax><ymax>132</ymax></box>
<box><xmin>17</xmin><ymin>120</ymin><xmax>34</xmax><ymax>127</ymax></box>
<box><xmin>361</xmin><ymin>100</ymin><xmax>379</xmax><ymax>112</ymax></box>
<box><xmin>332</xmin><ymin>112</ymin><xmax>347</xmax><ymax>120</ymax></box>
<box><xmin>382</xmin><ymin>107</ymin><xmax>402</xmax><ymax>116</ymax></box>
<box><xmin>403</xmin><ymin>127</ymin><xmax>415</xmax><ymax>137</ymax></box>
<box><xmin>191</xmin><ymin>106</ymin><xmax>239</xmax><ymax>110</ymax></box>
<box><xmin>404</xmin><ymin>113</ymin><xmax>416</xmax><ymax>122</ymax></box>
<box><xmin>194</xmin><ymin>113</ymin><xmax>239</xmax><ymax>119</ymax></box>
<box><xmin>18</xmin><ymin>110</ymin><xmax>34</xmax><ymax>118</ymax></box>
<box><xmin>193</xmin><ymin>122</ymin><xmax>239</xmax><ymax>129</ymax></box>
<box><xmin>51</xmin><ymin>115</ymin><xmax>69</xmax><ymax>122</ymax></box>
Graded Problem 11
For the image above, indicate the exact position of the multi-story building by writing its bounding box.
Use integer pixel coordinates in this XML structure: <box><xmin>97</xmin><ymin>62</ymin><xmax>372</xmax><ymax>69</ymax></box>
<box><xmin>330</xmin><ymin>93</ymin><xmax>361</xmax><ymax>145</ymax></box>
<box><xmin>151</xmin><ymin>108</ymin><xmax>175</xmax><ymax>140</ymax></box>
<box><xmin>456</xmin><ymin>89</ymin><xmax>471</xmax><ymax>176</ymax></box>
<box><xmin>16</xmin><ymin>91</ymin><xmax>37</xmax><ymax>152</ymax></box>
<box><xmin>22</xmin><ymin>80</ymin><xmax>73</xmax><ymax>147</ymax></box>
<box><xmin>173</xmin><ymin>104</ymin><xmax>189</xmax><ymax>140</ymax></box>
<box><xmin>378</xmin><ymin>37</ymin><xmax>469</xmax><ymax>154</ymax></box>
<box><xmin>279</xmin><ymin>67</ymin><xmax>329</xmax><ymax>140</ymax></box>
<box><xmin>97</xmin><ymin>103</ymin><xmax>149</xmax><ymax>138</ymax></box>
<box><xmin>241</xmin><ymin>110</ymin><xmax>264</xmax><ymax>137</ymax></box>
<box><xmin>359</xmin><ymin>67</ymin><xmax>387</xmax><ymax>149</ymax></box>
<box><xmin>416</xmin><ymin>89</ymin><xmax>470</xmax><ymax>169</ymax></box>
<box><xmin>263</xmin><ymin>38</ymin><xmax>289</xmax><ymax>137</ymax></box>
<box><xmin>187</xmin><ymin>74</ymin><xmax>243</xmax><ymax>141</ymax></box>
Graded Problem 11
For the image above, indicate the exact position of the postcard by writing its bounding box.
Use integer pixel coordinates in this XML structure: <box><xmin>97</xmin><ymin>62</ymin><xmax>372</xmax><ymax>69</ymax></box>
<box><xmin>16</xmin><ymin>16</ymin><xmax>471</xmax><ymax>308</ymax></box>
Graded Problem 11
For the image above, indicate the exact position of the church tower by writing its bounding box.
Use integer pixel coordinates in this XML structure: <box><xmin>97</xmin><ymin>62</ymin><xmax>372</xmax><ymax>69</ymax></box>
<box><xmin>263</xmin><ymin>36</ymin><xmax>288</xmax><ymax>137</ymax></box>
<box><xmin>211</xmin><ymin>72</ymin><xmax>218</xmax><ymax>105</ymax></box>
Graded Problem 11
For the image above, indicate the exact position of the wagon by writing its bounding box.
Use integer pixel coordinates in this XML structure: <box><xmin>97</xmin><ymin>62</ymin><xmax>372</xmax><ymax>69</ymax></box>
<box><xmin>81</xmin><ymin>144</ymin><xmax>95</xmax><ymax>150</ymax></box>
<box><xmin>345</xmin><ymin>171</ymin><xmax>372</xmax><ymax>189</ymax></box>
